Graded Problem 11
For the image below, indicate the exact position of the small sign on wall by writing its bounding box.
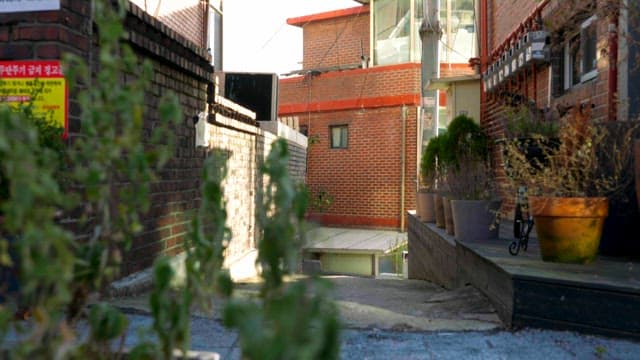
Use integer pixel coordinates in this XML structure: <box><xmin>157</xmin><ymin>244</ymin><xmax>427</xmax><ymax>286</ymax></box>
<box><xmin>0</xmin><ymin>0</ymin><xmax>60</xmax><ymax>13</ymax></box>
<box><xmin>0</xmin><ymin>60</ymin><xmax>68</xmax><ymax>138</ymax></box>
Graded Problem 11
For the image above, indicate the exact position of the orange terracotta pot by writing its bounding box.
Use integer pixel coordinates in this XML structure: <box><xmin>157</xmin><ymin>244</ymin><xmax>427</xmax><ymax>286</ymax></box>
<box><xmin>529</xmin><ymin>196</ymin><xmax>608</xmax><ymax>264</ymax></box>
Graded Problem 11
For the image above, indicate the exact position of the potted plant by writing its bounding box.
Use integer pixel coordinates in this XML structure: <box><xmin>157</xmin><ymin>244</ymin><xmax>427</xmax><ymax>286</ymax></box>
<box><xmin>440</xmin><ymin>115</ymin><xmax>491</xmax><ymax>236</ymax></box>
<box><xmin>497</xmin><ymin>102</ymin><xmax>560</xmax><ymax>173</ymax></box>
<box><xmin>424</xmin><ymin>133</ymin><xmax>448</xmax><ymax>229</ymax></box>
<box><xmin>502</xmin><ymin>104</ymin><xmax>636</xmax><ymax>263</ymax></box>
<box><xmin>417</xmin><ymin>135</ymin><xmax>443</xmax><ymax>222</ymax></box>
<box><xmin>595</xmin><ymin>122</ymin><xmax>640</xmax><ymax>257</ymax></box>
<box><xmin>444</xmin><ymin>115</ymin><xmax>501</xmax><ymax>242</ymax></box>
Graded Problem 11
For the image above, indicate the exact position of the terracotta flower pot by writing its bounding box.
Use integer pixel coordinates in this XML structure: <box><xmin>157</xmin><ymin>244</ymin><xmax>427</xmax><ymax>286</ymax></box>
<box><xmin>529</xmin><ymin>196</ymin><xmax>608</xmax><ymax>264</ymax></box>
<box><xmin>442</xmin><ymin>197</ymin><xmax>455</xmax><ymax>236</ymax></box>
<box><xmin>416</xmin><ymin>190</ymin><xmax>436</xmax><ymax>222</ymax></box>
<box><xmin>434</xmin><ymin>193</ymin><xmax>445</xmax><ymax>228</ymax></box>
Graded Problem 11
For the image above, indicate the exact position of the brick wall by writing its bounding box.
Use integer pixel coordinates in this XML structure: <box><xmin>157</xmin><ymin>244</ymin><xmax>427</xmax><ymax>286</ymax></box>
<box><xmin>281</xmin><ymin>8</ymin><xmax>420</xmax><ymax>230</ymax></box>
<box><xmin>300</xmin><ymin>7</ymin><xmax>370</xmax><ymax>70</ymax></box>
<box><xmin>280</xmin><ymin>66</ymin><xmax>420</xmax><ymax>229</ymax></box>
<box><xmin>483</xmin><ymin>0</ymin><xmax>618</xmax><ymax>217</ymax></box>
<box><xmin>294</xmin><ymin>105</ymin><xmax>417</xmax><ymax>229</ymax></box>
<box><xmin>0</xmin><ymin>1</ymin><xmax>307</xmax><ymax>279</ymax></box>
<box><xmin>129</xmin><ymin>0</ymin><xmax>206</xmax><ymax>48</ymax></box>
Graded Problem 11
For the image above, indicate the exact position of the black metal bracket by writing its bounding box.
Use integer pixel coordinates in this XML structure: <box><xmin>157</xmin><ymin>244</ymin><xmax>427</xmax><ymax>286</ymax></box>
<box><xmin>509</xmin><ymin>201</ymin><xmax>533</xmax><ymax>256</ymax></box>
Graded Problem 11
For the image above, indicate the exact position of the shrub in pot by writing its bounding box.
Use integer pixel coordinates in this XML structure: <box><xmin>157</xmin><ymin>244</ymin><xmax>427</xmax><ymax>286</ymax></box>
<box><xmin>594</xmin><ymin>122</ymin><xmax>640</xmax><ymax>258</ymax></box>
<box><xmin>444</xmin><ymin>115</ymin><xmax>500</xmax><ymax>242</ymax></box>
<box><xmin>417</xmin><ymin>134</ymin><xmax>444</xmax><ymax>222</ymax></box>
<box><xmin>502</xmin><ymin>104</ymin><xmax>639</xmax><ymax>263</ymax></box>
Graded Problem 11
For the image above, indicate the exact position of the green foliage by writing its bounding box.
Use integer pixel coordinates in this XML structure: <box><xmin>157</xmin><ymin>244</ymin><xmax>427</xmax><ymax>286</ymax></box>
<box><xmin>148</xmin><ymin>257</ymin><xmax>191</xmax><ymax>359</ymax></box>
<box><xmin>1</xmin><ymin>0</ymin><xmax>180</xmax><ymax>357</ymax></box>
<box><xmin>61</xmin><ymin>0</ymin><xmax>179</xmax><ymax>326</ymax></box>
<box><xmin>443</xmin><ymin>114</ymin><xmax>488</xmax><ymax>168</ymax></box>
<box><xmin>185</xmin><ymin>150</ymin><xmax>233</xmax><ymax>304</ymax></box>
<box><xmin>503</xmin><ymin>104</ymin><xmax>559</xmax><ymax>139</ymax></box>
<box><xmin>420</xmin><ymin>134</ymin><xmax>447</xmax><ymax>189</ymax></box>
<box><xmin>1</xmin><ymin>1</ymin><xmax>340</xmax><ymax>358</ymax></box>
<box><xmin>310</xmin><ymin>189</ymin><xmax>333</xmax><ymax>213</ymax></box>
<box><xmin>502</xmin><ymin>106</ymin><xmax>640</xmax><ymax>198</ymax></box>
<box><xmin>0</xmin><ymin>104</ymin><xmax>75</xmax><ymax>357</ymax></box>
<box><xmin>223</xmin><ymin>139</ymin><xmax>341</xmax><ymax>360</ymax></box>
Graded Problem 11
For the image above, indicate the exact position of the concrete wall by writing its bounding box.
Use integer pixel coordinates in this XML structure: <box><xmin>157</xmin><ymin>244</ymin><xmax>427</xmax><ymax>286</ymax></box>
<box><xmin>446</xmin><ymin>80</ymin><xmax>481</xmax><ymax>124</ymax></box>
<box><xmin>200</xmin><ymin>113</ymin><xmax>307</xmax><ymax>280</ymax></box>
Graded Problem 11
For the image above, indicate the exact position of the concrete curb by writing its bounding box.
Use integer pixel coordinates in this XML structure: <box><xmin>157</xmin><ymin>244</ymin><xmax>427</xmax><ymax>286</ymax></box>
<box><xmin>107</xmin><ymin>252</ymin><xmax>187</xmax><ymax>298</ymax></box>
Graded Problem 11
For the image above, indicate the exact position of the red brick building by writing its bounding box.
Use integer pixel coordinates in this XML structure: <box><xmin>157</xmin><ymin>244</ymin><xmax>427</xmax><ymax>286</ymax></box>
<box><xmin>279</xmin><ymin>1</ymin><xmax>480</xmax><ymax>231</ymax></box>
<box><xmin>279</xmin><ymin>4</ymin><xmax>422</xmax><ymax>230</ymax></box>
<box><xmin>479</xmin><ymin>0</ymin><xmax>640</xmax><ymax>213</ymax></box>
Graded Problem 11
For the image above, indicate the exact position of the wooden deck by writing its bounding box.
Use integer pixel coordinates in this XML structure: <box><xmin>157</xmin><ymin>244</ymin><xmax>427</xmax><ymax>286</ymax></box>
<box><xmin>408</xmin><ymin>213</ymin><xmax>640</xmax><ymax>340</ymax></box>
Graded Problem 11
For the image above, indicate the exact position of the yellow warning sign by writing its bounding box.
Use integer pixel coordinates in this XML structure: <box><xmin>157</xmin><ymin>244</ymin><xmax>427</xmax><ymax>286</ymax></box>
<box><xmin>0</xmin><ymin>60</ymin><xmax>68</xmax><ymax>138</ymax></box>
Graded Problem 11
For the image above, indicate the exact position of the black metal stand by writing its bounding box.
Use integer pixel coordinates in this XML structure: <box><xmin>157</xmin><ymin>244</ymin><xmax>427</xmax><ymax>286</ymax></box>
<box><xmin>509</xmin><ymin>187</ymin><xmax>533</xmax><ymax>256</ymax></box>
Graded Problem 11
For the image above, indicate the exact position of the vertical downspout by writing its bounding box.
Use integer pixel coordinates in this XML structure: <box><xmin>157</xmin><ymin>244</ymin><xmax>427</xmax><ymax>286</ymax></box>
<box><xmin>400</xmin><ymin>105</ymin><xmax>407</xmax><ymax>231</ymax></box>
<box><xmin>608</xmin><ymin>6</ymin><xmax>619</xmax><ymax>121</ymax></box>
<box><xmin>479</xmin><ymin>0</ymin><xmax>488</xmax><ymax>124</ymax></box>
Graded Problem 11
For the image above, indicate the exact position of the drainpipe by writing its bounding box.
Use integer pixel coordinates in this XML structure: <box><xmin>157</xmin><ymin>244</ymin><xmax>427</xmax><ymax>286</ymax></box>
<box><xmin>479</xmin><ymin>0</ymin><xmax>488</xmax><ymax>124</ymax></box>
<box><xmin>400</xmin><ymin>105</ymin><xmax>407</xmax><ymax>231</ymax></box>
<box><xmin>420</xmin><ymin>0</ymin><xmax>441</xmax><ymax>138</ymax></box>
<box><xmin>608</xmin><ymin>6</ymin><xmax>619</xmax><ymax>121</ymax></box>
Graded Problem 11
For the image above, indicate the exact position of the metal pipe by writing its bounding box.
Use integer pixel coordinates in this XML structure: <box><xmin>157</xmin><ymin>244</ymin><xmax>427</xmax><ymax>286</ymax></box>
<box><xmin>400</xmin><ymin>105</ymin><xmax>407</xmax><ymax>231</ymax></box>
<box><xmin>608</xmin><ymin>6</ymin><xmax>619</xmax><ymax>121</ymax></box>
<box><xmin>480</xmin><ymin>0</ymin><xmax>488</xmax><ymax>123</ymax></box>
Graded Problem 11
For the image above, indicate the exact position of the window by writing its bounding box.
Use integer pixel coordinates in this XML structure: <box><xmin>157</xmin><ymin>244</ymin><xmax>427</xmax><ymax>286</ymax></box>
<box><xmin>330</xmin><ymin>125</ymin><xmax>348</xmax><ymax>149</ymax></box>
<box><xmin>372</xmin><ymin>0</ymin><xmax>423</xmax><ymax>65</ymax></box>
<box><xmin>564</xmin><ymin>15</ymin><xmax>598</xmax><ymax>89</ymax></box>
<box><xmin>208</xmin><ymin>3</ymin><xmax>223</xmax><ymax>70</ymax></box>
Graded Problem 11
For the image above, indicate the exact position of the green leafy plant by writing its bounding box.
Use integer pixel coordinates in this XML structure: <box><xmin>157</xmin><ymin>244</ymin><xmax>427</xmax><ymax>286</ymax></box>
<box><xmin>223</xmin><ymin>139</ymin><xmax>341</xmax><ymax>360</ymax></box>
<box><xmin>310</xmin><ymin>189</ymin><xmax>334</xmax><ymax>213</ymax></box>
<box><xmin>443</xmin><ymin>114</ymin><xmax>488</xmax><ymax>168</ymax></box>
<box><xmin>1</xmin><ymin>1</ymin><xmax>341</xmax><ymax>358</ymax></box>
<box><xmin>1</xmin><ymin>0</ymin><xmax>180</xmax><ymax>357</ymax></box>
<box><xmin>502</xmin><ymin>103</ymin><xmax>559</xmax><ymax>139</ymax></box>
<box><xmin>420</xmin><ymin>134</ymin><xmax>447</xmax><ymax>190</ymax></box>
<box><xmin>502</xmin><ymin>105</ymin><xmax>639</xmax><ymax>198</ymax></box>
<box><xmin>441</xmin><ymin>115</ymin><xmax>492</xmax><ymax>200</ymax></box>
<box><xmin>0</xmin><ymin>101</ymin><xmax>75</xmax><ymax>358</ymax></box>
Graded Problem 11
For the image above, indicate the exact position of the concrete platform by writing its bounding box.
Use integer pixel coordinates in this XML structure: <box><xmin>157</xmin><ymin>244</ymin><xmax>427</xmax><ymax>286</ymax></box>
<box><xmin>304</xmin><ymin>227</ymin><xmax>407</xmax><ymax>277</ymax></box>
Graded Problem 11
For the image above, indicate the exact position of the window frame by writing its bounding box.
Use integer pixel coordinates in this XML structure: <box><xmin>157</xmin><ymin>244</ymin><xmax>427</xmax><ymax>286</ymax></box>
<box><xmin>329</xmin><ymin>125</ymin><xmax>349</xmax><ymax>149</ymax></box>
<box><xmin>208</xmin><ymin>4</ymin><xmax>223</xmax><ymax>70</ymax></box>
<box><xmin>563</xmin><ymin>15</ymin><xmax>598</xmax><ymax>90</ymax></box>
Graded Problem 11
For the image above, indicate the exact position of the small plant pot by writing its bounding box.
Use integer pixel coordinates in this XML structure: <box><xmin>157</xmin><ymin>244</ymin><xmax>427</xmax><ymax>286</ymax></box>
<box><xmin>529</xmin><ymin>196</ymin><xmax>608</xmax><ymax>264</ymax></box>
<box><xmin>451</xmin><ymin>199</ymin><xmax>501</xmax><ymax>243</ymax></box>
<box><xmin>442</xmin><ymin>197</ymin><xmax>455</xmax><ymax>236</ymax></box>
<box><xmin>416</xmin><ymin>190</ymin><xmax>436</xmax><ymax>222</ymax></box>
<box><xmin>434</xmin><ymin>194</ymin><xmax>445</xmax><ymax>228</ymax></box>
